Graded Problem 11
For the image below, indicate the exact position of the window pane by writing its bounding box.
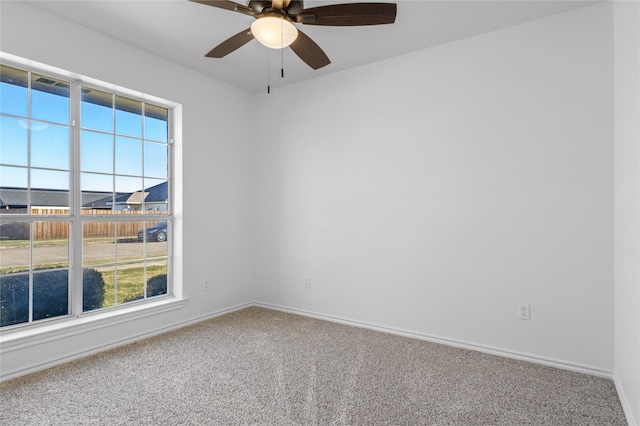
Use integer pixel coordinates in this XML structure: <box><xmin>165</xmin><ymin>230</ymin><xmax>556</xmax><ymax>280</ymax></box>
<box><xmin>0</xmin><ymin>65</ymin><xmax>28</xmax><ymax>117</ymax></box>
<box><xmin>31</xmin><ymin>123</ymin><xmax>70</xmax><ymax>170</ymax></box>
<box><xmin>81</xmin><ymin>130</ymin><xmax>113</xmax><ymax>173</ymax></box>
<box><xmin>100</xmin><ymin>267</ymin><xmax>116</xmax><ymax>309</ymax></box>
<box><xmin>0</xmin><ymin>220</ymin><xmax>30</xmax><ymax>244</ymax></box>
<box><xmin>116</xmin><ymin>221</ymin><xmax>143</xmax><ymax>260</ymax></box>
<box><xmin>83</xmin><ymin>221</ymin><xmax>115</xmax><ymax>266</ymax></box>
<box><xmin>144</xmin><ymin>104</ymin><xmax>168</xmax><ymax>143</ymax></box>
<box><xmin>0</xmin><ymin>165</ymin><xmax>28</xmax><ymax>188</ymax></box>
<box><xmin>140</xmin><ymin>219</ymin><xmax>168</xmax><ymax>245</ymax></box>
<box><xmin>115</xmin><ymin>96</ymin><xmax>142</xmax><ymax>138</ymax></box>
<box><xmin>115</xmin><ymin>176</ymin><xmax>142</xmax><ymax>211</ymax></box>
<box><xmin>0</xmin><ymin>222</ymin><xmax>30</xmax><ymax>271</ymax></box>
<box><xmin>31</xmin><ymin>169</ymin><xmax>69</xmax><ymax>190</ymax></box>
<box><xmin>81</xmin><ymin>88</ymin><xmax>113</xmax><ymax>132</ymax></box>
<box><xmin>117</xmin><ymin>261</ymin><xmax>145</xmax><ymax>304</ymax></box>
<box><xmin>81</xmin><ymin>173</ymin><xmax>113</xmax><ymax>212</ymax></box>
<box><xmin>143</xmin><ymin>179</ymin><xmax>167</xmax><ymax>213</ymax></box>
<box><xmin>0</xmin><ymin>166</ymin><xmax>28</xmax><ymax>214</ymax></box>
<box><xmin>33</xmin><ymin>222</ymin><xmax>68</xmax><ymax>270</ymax></box>
<box><xmin>31</xmin><ymin>74</ymin><xmax>69</xmax><ymax>125</ymax></box>
<box><xmin>115</xmin><ymin>136</ymin><xmax>142</xmax><ymax>176</ymax></box>
<box><xmin>144</xmin><ymin>141</ymin><xmax>168</xmax><ymax>179</ymax></box>
<box><xmin>82</xmin><ymin>222</ymin><xmax>110</xmax><ymax>312</ymax></box>
<box><xmin>33</xmin><ymin>269</ymin><xmax>68</xmax><ymax>321</ymax></box>
<box><xmin>146</xmin><ymin>232</ymin><xmax>168</xmax><ymax>261</ymax></box>
<box><xmin>31</xmin><ymin>170</ymin><xmax>70</xmax><ymax>211</ymax></box>
<box><xmin>83</xmin><ymin>267</ymin><xmax>106</xmax><ymax>312</ymax></box>
<box><xmin>0</xmin><ymin>273</ymin><xmax>29</xmax><ymax>327</ymax></box>
<box><xmin>81</xmin><ymin>172</ymin><xmax>113</xmax><ymax>192</ymax></box>
<box><xmin>147</xmin><ymin>261</ymin><xmax>168</xmax><ymax>298</ymax></box>
<box><xmin>0</xmin><ymin>116</ymin><xmax>28</xmax><ymax>166</ymax></box>
<box><xmin>82</xmin><ymin>221</ymin><xmax>116</xmax><ymax>312</ymax></box>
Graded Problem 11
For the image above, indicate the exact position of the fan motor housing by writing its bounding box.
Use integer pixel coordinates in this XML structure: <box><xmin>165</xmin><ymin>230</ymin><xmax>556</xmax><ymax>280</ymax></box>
<box><xmin>247</xmin><ymin>0</ymin><xmax>304</xmax><ymax>15</ymax></box>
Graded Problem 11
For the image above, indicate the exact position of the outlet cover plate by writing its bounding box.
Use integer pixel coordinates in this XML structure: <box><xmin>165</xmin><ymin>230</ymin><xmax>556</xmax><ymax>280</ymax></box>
<box><xmin>517</xmin><ymin>303</ymin><xmax>530</xmax><ymax>320</ymax></box>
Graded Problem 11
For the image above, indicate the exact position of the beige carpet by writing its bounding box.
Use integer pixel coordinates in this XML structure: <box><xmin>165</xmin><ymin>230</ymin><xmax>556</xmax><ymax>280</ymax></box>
<box><xmin>0</xmin><ymin>307</ymin><xmax>627</xmax><ymax>425</ymax></box>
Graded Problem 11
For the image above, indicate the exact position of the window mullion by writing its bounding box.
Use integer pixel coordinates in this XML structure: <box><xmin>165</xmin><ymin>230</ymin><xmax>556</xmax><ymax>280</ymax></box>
<box><xmin>25</xmin><ymin>70</ymin><xmax>32</xmax><ymax>324</ymax></box>
<box><xmin>141</xmin><ymin>103</ymin><xmax>147</xmax><ymax>298</ymax></box>
<box><xmin>71</xmin><ymin>80</ymin><xmax>83</xmax><ymax>317</ymax></box>
<box><xmin>167</xmin><ymin>109</ymin><xmax>174</xmax><ymax>297</ymax></box>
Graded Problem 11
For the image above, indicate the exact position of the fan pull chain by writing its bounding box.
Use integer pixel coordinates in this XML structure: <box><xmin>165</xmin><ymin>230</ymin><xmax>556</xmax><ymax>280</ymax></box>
<box><xmin>267</xmin><ymin>49</ymin><xmax>271</xmax><ymax>94</ymax></box>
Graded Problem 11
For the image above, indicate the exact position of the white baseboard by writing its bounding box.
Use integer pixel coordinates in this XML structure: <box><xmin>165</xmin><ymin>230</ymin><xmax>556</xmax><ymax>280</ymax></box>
<box><xmin>614</xmin><ymin>373</ymin><xmax>639</xmax><ymax>426</ymax></box>
<box><xmin>254</xmin><ymin>301</ymin><xmax>614</xmax><ymax>379</ymax></box>
<box><xmin>1</xmin><ymin>301</ymin><xmax>252</xmax><ymax>382</ymax></box>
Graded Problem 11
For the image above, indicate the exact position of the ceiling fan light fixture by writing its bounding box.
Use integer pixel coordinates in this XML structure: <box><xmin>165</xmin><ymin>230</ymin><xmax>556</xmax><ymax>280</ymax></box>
<box><xmin>251</xmin><ymin>16</ymin><xmax>298</xmax><ymax>49</ymax></box>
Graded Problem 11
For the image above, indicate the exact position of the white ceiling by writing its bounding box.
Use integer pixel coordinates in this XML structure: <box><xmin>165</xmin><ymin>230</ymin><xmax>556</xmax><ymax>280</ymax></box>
<box><xmin>26</xmin><ymin>0</ymin><xmax>598</xmax><ymax>93</ymax></box>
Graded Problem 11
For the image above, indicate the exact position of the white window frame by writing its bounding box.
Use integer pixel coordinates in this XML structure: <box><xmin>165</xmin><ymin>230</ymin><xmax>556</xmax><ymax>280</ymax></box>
<box><xmin>0</xmin><ymin>53</ymin><xmax>182</xmax><ymax>333</ymax></box>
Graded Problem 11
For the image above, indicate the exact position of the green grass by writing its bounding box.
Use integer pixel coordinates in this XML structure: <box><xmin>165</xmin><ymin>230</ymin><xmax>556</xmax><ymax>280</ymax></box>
<box><xmin>0</xmin><ymin>237</ymin><xmax>134</xmax><ymax>249</ymax></box>
<box><xmin>0</xmin><ymin>255</ymin><xmax>147</xmax><ymax>275</ymax></box>
<box><xmin>102</xmin><ymin>264</ymin><xmax>167</xmax><ymax>308</ymax></box>
<box><xmin>0</xmin><ymin>238</ymin><xmax>65</xmax><ymax>249</ymax></box>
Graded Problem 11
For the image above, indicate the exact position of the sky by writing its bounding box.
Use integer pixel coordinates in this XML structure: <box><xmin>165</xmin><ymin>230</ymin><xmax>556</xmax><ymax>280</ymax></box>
<box><xmin>0</xmin><ymin>69</ymin><xmax>168</xmax><ymax>202</ymax></box>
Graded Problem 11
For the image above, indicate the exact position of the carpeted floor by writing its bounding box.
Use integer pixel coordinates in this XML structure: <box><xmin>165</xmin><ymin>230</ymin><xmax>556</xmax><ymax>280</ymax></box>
<box><xmin>0</xmin><ymin>307</ymin><xmax>627</xmax><ymax>425</ymax></box>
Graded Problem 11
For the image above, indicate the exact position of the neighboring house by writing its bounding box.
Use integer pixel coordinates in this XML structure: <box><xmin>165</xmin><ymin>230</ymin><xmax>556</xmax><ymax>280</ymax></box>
<box><xmin>84</xmin><ymin>181</ymin><xmax>168</xmax><ymax>212</ymax></box>
<box><xmin>0</xmin><ymin>181</ymin><xmax>167</xmax><ymax>212</ymax></box>
<box><xmin>1</xmin><ymin>187</ymin><xmax>70</xmax><ymax>210</ymax></box>
<box><xmin>1</xmin><ymin>187</ymin><xmax>107</xmax><ymax>211</ymax></box>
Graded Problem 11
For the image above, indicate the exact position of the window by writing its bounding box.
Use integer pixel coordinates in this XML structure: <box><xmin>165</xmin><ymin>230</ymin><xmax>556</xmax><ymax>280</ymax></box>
<box><xmin>0</xmin><ymin>62</ymin><xmax>173</xmax><ymax>328</ymax></box>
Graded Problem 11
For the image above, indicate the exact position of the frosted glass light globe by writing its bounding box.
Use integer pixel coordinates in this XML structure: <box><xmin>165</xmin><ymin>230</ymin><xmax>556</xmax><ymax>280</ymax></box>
<box><xmin>251</xmin><ymin>16</ymin><xmax>298</xmax><ymax>49</ymax></box>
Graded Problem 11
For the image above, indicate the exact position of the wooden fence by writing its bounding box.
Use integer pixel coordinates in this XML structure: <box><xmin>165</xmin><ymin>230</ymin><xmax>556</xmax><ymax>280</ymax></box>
<box><xmin>1</xmin><ymin>208</ymin><xmax>166</xmax><ymax>240</ymax></box>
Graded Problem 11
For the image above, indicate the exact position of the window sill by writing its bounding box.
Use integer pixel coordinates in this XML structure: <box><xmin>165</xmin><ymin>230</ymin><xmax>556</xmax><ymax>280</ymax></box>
<box><xmin>0</xmin><ymin>297</ymin><xmax>188</xmax><ymax>353</ymax></box>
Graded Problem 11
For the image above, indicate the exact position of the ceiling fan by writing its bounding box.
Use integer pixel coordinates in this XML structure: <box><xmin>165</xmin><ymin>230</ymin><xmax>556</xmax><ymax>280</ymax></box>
<box><xmin>191</xmin><ymin>1</ymin><xmax>397</xmax><ymax>70</ymax></box>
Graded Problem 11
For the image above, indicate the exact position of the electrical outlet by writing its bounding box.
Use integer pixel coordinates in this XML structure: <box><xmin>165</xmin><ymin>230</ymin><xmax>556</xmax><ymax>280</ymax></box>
<box><xmin>304</xmin><ymin>276</ymin><xmax>311</xmax><ymax>289</ymax></box>
<box><xmin>203</xmin><ymin>279</ymin><xmax>210</xmax><ymax>292</ymax></box>
<box><xmin>517</xmin><ymin>303</ymin><xmax>530</xmax><ymax>320</ymax></box>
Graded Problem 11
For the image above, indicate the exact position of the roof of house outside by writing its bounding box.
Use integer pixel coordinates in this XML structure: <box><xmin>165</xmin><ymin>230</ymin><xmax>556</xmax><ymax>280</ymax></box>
<box><xmin>1</xmin><ymin>187</ymin><xmax>109</xmax><ymax>208</ymax></box>
<box><xmin>134</xmin><ymin>181</ymin><xmax>167</xmax><ymax>205</ymax></box>
<box><xmin>0</xmin><ymin>181</ymin><xmax>167</xmax><ymax>209</ymax></box>
<box><xmin>125</xmin><ymin>192</ymin><xmax>149</xmax><ymax>205</ymax></box>
<box><xmin>87</xmin><ymin>181</ymin><xmax>167</xmax><ymax>208</ymax></box>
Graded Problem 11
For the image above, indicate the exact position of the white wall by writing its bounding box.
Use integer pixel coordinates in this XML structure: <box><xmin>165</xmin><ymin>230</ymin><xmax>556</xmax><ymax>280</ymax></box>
<box><xmin>614</xmin><ymin>0</ymin><xmax>640</xmax><ymax>423</ymax></box>
<box><xmin>252</xmin><ymin>3</ymin><xmax>615</xmax><ymax>373</ymax></box>
<box><xmin>0</xmin><ymin>1</ymin><xmax>255</xmax><ymax>379</ymax></box>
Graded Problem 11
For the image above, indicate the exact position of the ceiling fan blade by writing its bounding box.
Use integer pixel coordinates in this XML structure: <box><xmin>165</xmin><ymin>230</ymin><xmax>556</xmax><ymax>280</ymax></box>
<box><xmin>289</xmin><ymin>29</ymin><xmax>330</xmax><ymax>70</ymax></box>
<box><xmin>300</xmin><ymin>3</ymin><xmax>397</xmax><ymax>26</ymax></box>
<box><xmin>190</xmin><ymin>0</ymin><xmax>255</xmax><ymax>17</ymax></box>
<box><xmin>205</xmin><ymin>28</ymin><xmax>254</xmax><ymax>58</ymax></box>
